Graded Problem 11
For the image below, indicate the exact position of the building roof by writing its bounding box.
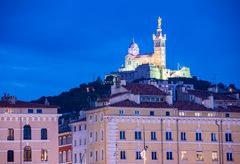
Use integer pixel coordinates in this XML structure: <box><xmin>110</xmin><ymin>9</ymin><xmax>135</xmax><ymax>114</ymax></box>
<box><xmin>0</xmin><ymin>100</ymin><xmax>58</xmax><ymax>108</ymax></box>
<box><xmin>188</xmin><ymin>90</ymin><xmax>236</xmax><ymax>101</ymax></box>
<box><xmin>110</xmin><ymin>99</ymin><xmax>171</xmax><ymax>108</ymax></box>
<box><xmin>173</xmin><ymin>101</ymin><xmax>240</xmax><ymax>113</ymax></box>
<box><xmin>123</xmin><ymin>83</ymin><xmax>166</xmax><ymax>96</ymax></box>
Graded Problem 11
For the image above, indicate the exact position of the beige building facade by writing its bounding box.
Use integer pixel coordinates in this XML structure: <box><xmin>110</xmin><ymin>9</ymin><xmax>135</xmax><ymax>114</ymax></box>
<box><xmin>0</xmin><ymin>94</ymin><xmax>60</xmax><ymax>164</ymax></box>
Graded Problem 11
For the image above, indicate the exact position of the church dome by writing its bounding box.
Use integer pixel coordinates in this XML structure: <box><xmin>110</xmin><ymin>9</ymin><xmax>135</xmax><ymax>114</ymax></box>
<box><xmin>128</xmin><ymin>39</ymin><xmax>139</xmax><ymax>55</ymax></box>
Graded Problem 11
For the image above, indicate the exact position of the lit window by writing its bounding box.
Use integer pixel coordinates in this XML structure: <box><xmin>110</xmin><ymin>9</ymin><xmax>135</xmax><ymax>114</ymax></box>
<box><xmin>41</xmin><ymin>149</ymin><xmax>48</xmax><ymax>161</ymax></box>
<box><xmin>208</xmin><ymin>113</ymin><xmax>215</xmax><ymax>117</ymax></box>
<box><xmin>196</xmin><ymin>151</ymin><xmax>203</xmax><ymax>161</ymax></box>
<box><xmin>120</xmin><ymin>151</ymin><xmax>126</xmax><ymax>160</ymax></box>
<box><xmin>212</xmin><ymin>151</ymin><xmax>218</xmax><ymax>161</ymax></box>
<box><xmin>179</xmin><ymin>112</ymin><xmax>185</xmax><ymax>116</ymax></box>
<box><xmin>7</xmin><ymin>128</ymin><xmax>14</xmax><ymax>140</ymax></box>
<box><xmin>195</xmin><ymin>112</ymin><xmax>201</xmax><ymax>117</ymax></box>
<box><xmin>24</xmin><ymin>146</ymin><xmax>32</xmax><ymax>161</ymax></box>
<box><xmin>7</xmin><ymin>150</ymin><xmax>14</xmax><ymax>162</ymax></box>
<box><xmin>181</xmin><ymin>151</ymin><xmax>187</xmax><ymax>160</ymax></box>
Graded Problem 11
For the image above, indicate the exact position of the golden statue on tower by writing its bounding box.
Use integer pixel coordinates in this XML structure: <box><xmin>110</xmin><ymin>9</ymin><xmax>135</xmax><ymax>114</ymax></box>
<box><xmin>158</xmin><ymin>16</ymin><xmax>162</xmax><ymax>29</ymax></box>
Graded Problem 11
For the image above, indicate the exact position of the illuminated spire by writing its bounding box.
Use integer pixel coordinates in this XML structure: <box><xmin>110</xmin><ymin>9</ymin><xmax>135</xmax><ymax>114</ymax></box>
<box><xmin>158</xmin><ymin>16</ymin><xmax>162</xmax><ymax>29</ymax></box>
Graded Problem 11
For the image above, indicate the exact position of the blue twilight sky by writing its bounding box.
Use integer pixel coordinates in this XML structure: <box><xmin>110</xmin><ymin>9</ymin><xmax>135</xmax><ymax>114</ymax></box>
<box><xmin>0</xmin><ymin>0</ymin><xmax>239</xmax><ymax>100</ymax></box>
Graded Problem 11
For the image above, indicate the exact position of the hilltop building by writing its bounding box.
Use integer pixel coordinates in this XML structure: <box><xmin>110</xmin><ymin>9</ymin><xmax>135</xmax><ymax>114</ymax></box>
<box><xmin>115</xmin><ymin>17</ymin><xmax>191</xmax><ymax>82</ymax></box>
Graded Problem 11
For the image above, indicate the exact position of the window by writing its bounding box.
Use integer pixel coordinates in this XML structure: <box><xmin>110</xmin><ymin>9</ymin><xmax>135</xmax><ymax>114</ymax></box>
<box><xmin>95</xmin><ymin>151</ymin><xmax>98</xmax><ymax>161</ymax></box>
<box><xmin>166</xmin><ymin>151</ymin><xmax>173</xmax><ymax>160</ymax></box>
<box><xmin>95</xmin><ymin>132</ymin><xmax>98</xmax><ymax>142</ymax></box>
<box><xmin>24</xmin><ymin>146</ymin><xmax>32</xmax><ymax>161</ymax></box>
<box><xmin>90</xmin><ymin>132</ymin><xmax>93</xmax><ymax>138</ymax></box>
<box><xmin>208</xmin><ymin>113</ymin><xmax>215</xmax><ymax>117</ymax></box>
<box><xmin>28</xmin><ymin>109</ymin><xmax>33</xmax><ymax>113</ymax></box>
<box><xmin>181</xmin><ymin>151</ymin><xmax>187</xmax><ymax>160</ymax></box>
<box><xmin>195</xmin><ymin>112</ymin><xmax>201</xmax><ymax>117</ymax></box>
<box><xmin>101</xmin><ymin>150</ymin><xmax>104</xmax><ymax>160</ymax></box>
<box><xmin>74</xmin><ymin>140</ymin><xmax>77</xmax><ymax>146</ymax></box>
<box><xmin>7</xmin><ymin>128</ymin><xmax>14</xmax><ymax>140</ymax></box>
<box><xmin>135</xmin><ymin>131</ymin><xmax>142</xmax><ymax>140</ymax></box>
<box><xmin>7</xmin><ymin>150</ymin><xmax>14</xmax><ymax>162</ymax></box>
<box><xmin>225</xmin><ymin>132</ymin><xmax>232</xmax><ymax>142</ymax></box>
<box><xmin>151</xmin><ymin>131</ymin><xmax>157</xmax><ymax>140</ymax></box>
<box><xmin>179</xmin><ymin>112</ymin><xmax>185</xmax><ymax>116</ymax></box>
<box><xmin>74</xmin><ymin>153</ymin><xmax>77</xmax><ymax>163</ymax></box>
<box><xmin>119</xmin><ymin>110</ymin><xmax>124</xmax><ymax>115</ymax></box>
<box><xmin>36</xmin><ymin>109</ymin><xmax>42</xmax><ymax>113</ymax></box>
<box><xmin>41</xmin><ymin>128</ymin><xmax>47</xmax><ymax>140</ymax></box>
<box><xmin>196</xmin><ymin>132</ymin><xmax>202</xmax><ymax>141</ymax></box>
<box><xmin>196</xmin><ymin>151</ymin><xmax>203</xmax><ymax>161</ymax></box>
<box><xmin>225</xmin><ymin>113</ymin><xmax>230</xmax><ymax>118</ymax></box>
<box><xmin>84</xmin><ymin>124</ymin><xmax>87</xmax><ymax>130</ymax></box>
<box><xmin>166</xmin><ymin>111</ymin><xmax>170</xmax><ymax>116</ymax></box>
<box><xmin>181</xmin><ymin>132</ymin><xmax>186</xmax><ymax>141</ymax></box>
<box><xmin>101</xmin><ymin>130</ymin><xmax>104</xmax><ymax>141</ymax></box>
<box><xmin>41</xmin><ymin>149</ymin><xmax>48</xmax><ymax>161</ymax></box>
<box><xmin>136</xmin><ymin>151</ymin><xmax>142</xmax><ymax>160</ymax></box>
<box><xmin>227</xmin><ymin>152</ymin><xmax>233</xmax><ymax>161</ymax></box>
<box><xmin>79</xmin><ymin>139</ymin><xmax>82</xmax><ymax>145</ymax></box>
<box><xmin>95</xmin><ymin>114</ymin><xmax>98</xmax><ymax>122</ymax></box>
<box><xmin>150</xmin><ymin>111</ymin><xmax>155</xmax><ymax>116</ymax></box>
<box><xmin>120</xmin><ymin>151</ymin><xmax>126</xmax><ymax>160</ymax></box>
<box><xmin>211</xmin><ymin>133</ymin><xmax>217</xmax><ymax>141</ymax></box>
<box><xmin>166</xmin><ymin>131</ymin><xmax>172</xmax><ymax>140</ymax></box>
<box><xmin>134</xmin><ymin>110</ymin><xmax>140</xmax><ymax>115</ymax></box>
<box><xmin>120</xmin><ymin>131</ymin><xmax>126</xmax><ymax>140</ymax></box>
<box><xmin>100</xmin><ymin>113</ymin><xmax>103</xmax><ymax>121</ymax></box>
<box><xmin>23</xmin><ymin>125</ymin><xmax>31</xmax><ymax>140</ymax></box>
<box><xmin>79</xmin><ymin>153</ymin><xmax>83</xmax><ymax>163</ymax></box>
<box><xmin>152</xmin><ymin>151</ymin><xmax>157</xmax><ymax>160</ymax></box>
<box><xmin>79</xmin><ymin>125</ymin><xmax>81</xmax><ymax>131</ymax></box>
<box><xmin>212</xmin><ymin>151</ymin><xmax>218</xmax><ymax>161</ymax></box>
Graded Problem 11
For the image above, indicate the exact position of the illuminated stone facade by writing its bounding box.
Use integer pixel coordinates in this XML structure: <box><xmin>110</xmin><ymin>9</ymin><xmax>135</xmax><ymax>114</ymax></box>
<box><xmin>118</xmin><ymin>17</ymin><xmax>191</xmax><ymax>81</ymax></box>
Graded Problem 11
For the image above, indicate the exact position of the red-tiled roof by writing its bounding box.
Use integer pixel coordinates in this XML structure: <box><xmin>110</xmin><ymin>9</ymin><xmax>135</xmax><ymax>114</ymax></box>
<box><xmin>96</xmin><ymin>92</ymin><xmax>129</xmax><ymax>102</ymax></box>
<box><xmin>123</xmin><ymin>83</ymin><xmax>166</xmax><ymax>96</ymax></box>
<box><xmin>0</xmin><ymin>100</ymin><xmax>58</xmax><ymax>108</ymax></box>
<box><xmin>173</xmin><ymin>101</ymin><xmax>212</xmax><ymax>111</ymax></box>
<box><xmin>110</xmin><ymin>99</ymin><xmax>171</xmax><ymax>108</ymax></box>
<box><xmin>188</xmin><ymin>90</ymin><xmax>236</xmax><ymax>100</ymax></box>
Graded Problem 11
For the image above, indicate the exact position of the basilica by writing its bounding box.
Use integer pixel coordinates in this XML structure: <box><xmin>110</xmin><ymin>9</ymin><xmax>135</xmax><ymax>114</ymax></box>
<box><xmin>117</xmin><ymin>17</ymin><xmax>191</xmax><ymax>82</ymax></box>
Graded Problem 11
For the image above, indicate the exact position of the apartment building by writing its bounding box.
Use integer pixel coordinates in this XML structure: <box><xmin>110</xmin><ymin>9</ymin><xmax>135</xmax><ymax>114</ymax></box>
<box><xmin>0</xmin><ymin>94</ymin><xmax>60</xmax><ymax>163</ymax></box>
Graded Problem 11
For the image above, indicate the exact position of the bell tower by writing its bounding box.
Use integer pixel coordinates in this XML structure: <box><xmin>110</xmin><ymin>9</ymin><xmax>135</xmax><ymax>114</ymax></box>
<box><xmin>153</xmin><ymin>17</ymin><xmax>166</xmax><ymax>68</ymax></box>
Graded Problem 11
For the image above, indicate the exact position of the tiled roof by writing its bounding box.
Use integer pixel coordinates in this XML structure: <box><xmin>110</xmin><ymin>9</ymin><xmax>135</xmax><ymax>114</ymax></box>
<box><xmin>173</xmin><ymin>101</ymin><xmax>213</xmax><ymax>111</ymax></box>
<box><xmin>188</xmin><ymin>90</ymin><xmax>236</xmax><ymax>100</ymax></box>
<box><xmin>217</xmin><ymin>106</ymin><xmax>240</xmax><ymax>113</ymax></box>
<box><xmin>123</xmin><ymin>83</ymin><xmax>166</xmax><ymax>96</ymax></box>
<box><xmin>110</xmin><ymin>99</ymin><xmax>171</xmax><ymax>108</ymax></box>
<box><xmin>0</xmin><ymin>100</ymin><xmax>58</xmax><ymax>108</ymax></box>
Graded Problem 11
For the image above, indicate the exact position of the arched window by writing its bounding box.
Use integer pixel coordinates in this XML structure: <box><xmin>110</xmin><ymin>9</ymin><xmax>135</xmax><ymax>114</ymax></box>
<box><xmin>24</xmin><ymin>146</ymin><xmax>32</xmax><ymax>161</ymax></box>
<box><xmin>41</xmin><ymin>128</ymin><xmax>47</xmax><ymax>140</ymax></box>
<box><xmin>24</xmin><ymin>125</ymin><xmax>31</xmax><ymax>140</ymax></box>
